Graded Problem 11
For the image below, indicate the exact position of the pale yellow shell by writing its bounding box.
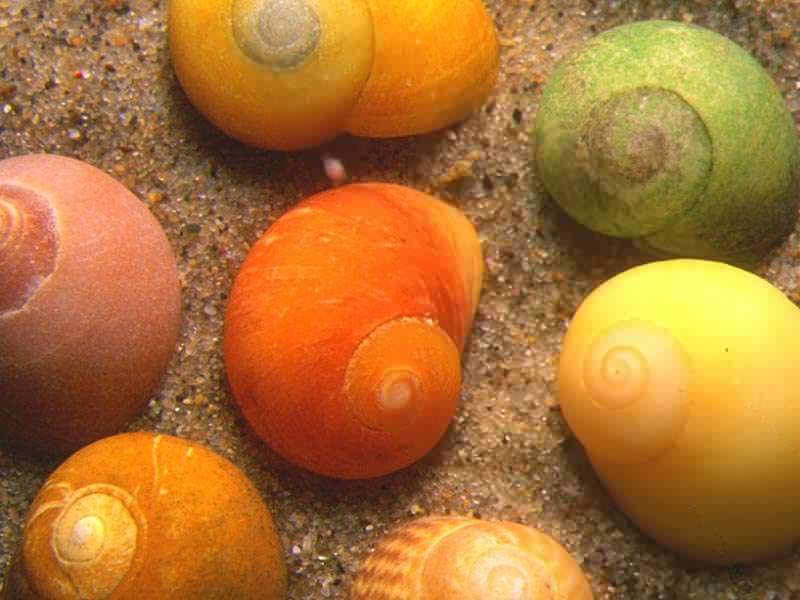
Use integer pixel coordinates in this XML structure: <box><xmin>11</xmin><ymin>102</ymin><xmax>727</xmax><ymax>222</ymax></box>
<box><xmin>349</xmin><ymin>516</ymin><xmax>593</xmax><ymax>600</ymax></box>
<box><xmin>559</xmin><ymin>259</ymin><xmax>800</xmax><ymax>564</ymax></box>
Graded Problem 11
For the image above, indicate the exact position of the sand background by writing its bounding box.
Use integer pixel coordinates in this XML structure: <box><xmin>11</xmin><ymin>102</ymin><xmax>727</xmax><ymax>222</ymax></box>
<box><xmin>2</xmin><ymin>0</ymin><xmax>800</xmax><ymax>598</ymax></box>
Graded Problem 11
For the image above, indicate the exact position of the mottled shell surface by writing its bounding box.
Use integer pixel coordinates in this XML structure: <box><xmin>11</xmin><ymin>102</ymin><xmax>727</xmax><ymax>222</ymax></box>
<box><xmin>534</xmin><ymin>20</ymin><xmax>799</xmax><ymax>262</ymax></box>
<box><xmin>349</xmin><ymin>516</ymin><xmax>593</xmax><ymax>600</ymax></box>
<box><xmin>4</xmin><ymin>432</ymin><xmax>286</xmax><ymax>600</ymax></box>
<box><xmin>0</xmin><ymin>154</ymin><xmax>181</xmax><ymax>456</ymax></box>
<box><xmin>168</xmin><ymin>0</ymin><xmax>499</xmax><ymax>149</ymax></box>
<box><xmin>558</xmin><ymin>259</ymin><xmax>800</xmax><ymax>564</ymax></box>
<box><xmin>223</xmin><ymin>183</ymin><xmax>483</xmax><ymax>479</ymax></box>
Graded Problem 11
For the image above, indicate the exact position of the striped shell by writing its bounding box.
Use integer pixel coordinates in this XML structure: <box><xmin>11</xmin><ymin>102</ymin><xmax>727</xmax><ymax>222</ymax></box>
<box><xmin>350</xmin><ymin>517</ymin><xmax>593</xmax><ymax>600</ymax></box>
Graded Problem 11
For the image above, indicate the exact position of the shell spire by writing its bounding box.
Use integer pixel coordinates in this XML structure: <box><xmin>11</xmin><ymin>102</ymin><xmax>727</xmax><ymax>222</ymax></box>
<box><xmin>560</xmin><ymin>319</ymin><xmax>692</xmax><ymax>465</ymax></box>
<box><xmin>0</xmin><ymin>186</ymin><xmax>59</xmax><ymax>315</ymax></box>
<box><xmin>349</xmin><ymin>517</ymin><xmax>593</xmax><ymax>600</ymax></box>
<box><xmin>223</xmin><ymin>183</ymin><xmax>483</xmax><ymax>479</ymax></box>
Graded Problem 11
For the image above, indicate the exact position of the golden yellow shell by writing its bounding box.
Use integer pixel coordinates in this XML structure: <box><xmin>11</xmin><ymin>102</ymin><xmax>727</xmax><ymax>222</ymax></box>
<box><xmin>558</xmin><ymin>259</ymin><xmax>800</xmax><ymax>564</ymax></box>
<box><xmin>4</xmin><ymin>432</ymin><xmax>286</xmax><ymax>599</ymax></box>
<box><xmin>168</xmin><ymin>0</ymin><xmax>499</xmax><ymax>149</ymax></box>
<box><xmin>349</xmin><ymin>516</ymin><xmax>593</xmax><ymax>599</ymax></box>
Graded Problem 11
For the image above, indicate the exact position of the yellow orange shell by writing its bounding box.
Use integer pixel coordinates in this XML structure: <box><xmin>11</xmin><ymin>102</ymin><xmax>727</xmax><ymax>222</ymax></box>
<box><xmin>223</xmin><ymin>183</ymin><xmax>483</xmax><ymax>478</ymax></box>
<box><xmin>344</xmin><ymin>0</ymin><xmax>500</xmax><ymax>138</ymax></box>
<box><xmin>4</xmin><ymin>432</ymin><xmax>286</xmax><ymax>599</ymax></box>
<box><xmin>168</xmin><ymin>0</ymin><xmax>499</xmax><ymax>149</ymax></box>
<box><xmin>558</xmin><ymin>259</ymin><xmax>800</xmax><ymax>564</ymax></box>
<box><xmin>349</xmin><ymin>516</ymin><xmax>593</xmax><ymax>600</ymax></box>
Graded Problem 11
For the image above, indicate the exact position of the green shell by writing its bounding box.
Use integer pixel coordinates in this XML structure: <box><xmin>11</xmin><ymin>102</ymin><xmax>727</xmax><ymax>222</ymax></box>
<box><xmin>533</xmin><ymin>20</ymin><xmax>800</xmax><ymax>262</ymax></box>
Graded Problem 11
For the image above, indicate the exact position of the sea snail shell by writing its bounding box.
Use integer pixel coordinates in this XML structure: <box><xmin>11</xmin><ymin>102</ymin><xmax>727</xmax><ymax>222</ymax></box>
<box><xmin>558</xmin><ymin>259</ymin><xmax>800</xmax><ymax>564</ymax></box>
<box><xmin>223</xmin><ymin>183</ymin><xmax>483</xmax><ymax>479</ymax></box>
<box><xmin>168</xmin><ymin>0</ymin><xmax>500</xmax><ymax>150</ymax></box>
<box><xmin>533</xmin><ymin>20</ymin><xmax>800</xmax><ymax>262</ymax></box>
<box><xmin>349</xmin><ymin>516</ymin><xmax>593</xmax><ymax>600</ymax></box>
<box><xmin>3</xmin><ymin>432</ymin><xmax>286</xmax><ymax>599</ymax></box>
<box><xmin>0</xmin><ymin>154</ymin><xmax>181</xmax><ymax>456</ymax></box>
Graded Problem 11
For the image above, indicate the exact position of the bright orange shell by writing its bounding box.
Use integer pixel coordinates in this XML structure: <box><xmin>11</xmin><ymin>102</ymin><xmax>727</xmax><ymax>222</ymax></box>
<box><xmin>223</xmin><ymin>183</ymin><xmax>483</xmax><ymax>478</ymax></box>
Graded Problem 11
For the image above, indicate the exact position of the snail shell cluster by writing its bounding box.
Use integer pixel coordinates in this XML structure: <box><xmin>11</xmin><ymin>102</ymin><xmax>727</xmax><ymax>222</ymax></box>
<box><xmin>558</xmin><ymin>259</ymin><xmax>800</xmax><ymax>564</ymax></box>
<box><xmin>168</xmin><ymin>0</ymin><xmax>500</xmax><ymax>149</ymax></box>
<box><xmin>3</xmin><ymin>432</ymin><xmax>286</xmax><ymax>599</ymax></box>
<box><xmin>349</xmin><ymin>516</ymin><xmax>593</xmax><ymax>599</ymax></box>
<box><xmin>223</xmin><ymin>182</ymin><xmax>483</xmax><ymax>479</ymax></box>
<box><xmin>0</xmin><ymin>154</ymin><xmax>181</xmax><ymax>456</ymax></box>
<box><xmin>534</xmin><ymin>20</ymin><xmax>800</xmax><ymax>262</ymax></box>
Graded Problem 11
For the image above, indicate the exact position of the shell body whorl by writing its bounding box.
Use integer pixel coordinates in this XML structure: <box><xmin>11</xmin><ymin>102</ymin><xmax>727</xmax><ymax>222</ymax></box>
<box><xmin>534</xmin><ymin>20</ymin><xmax>800</xmax><ymax>262</ymax></box>
<box><xmin>344</xmin><ymin>0</ymin><xmax>500</xmax><ymax>138</ymax></box>
<box><xmin>349</xmin><ymin>517</ymin><xmax>593</xmax><ymax>600</ymax></box>
<box><xmin>168</xmin><ymin>0</ymin><xmax>499</xmax><ymax>150</ymax></box>
<box><xmin>558</xmin><ymin>259</ymin><xmax>800</xmax><ymax>564</ymax></box>
<box><xmin>223</xmin><ymin>183</ymin><xmax>483</xmax><ymax>479</ymax></box>
<box><xmin>0</xmin><ymin>154</ymin><xmax>181</xmax><ymax>456</ymax></box>
<box><xmin>4</xmin><ymin>432</ymin><xmax>287</xmax><ymax>600</ymax></box>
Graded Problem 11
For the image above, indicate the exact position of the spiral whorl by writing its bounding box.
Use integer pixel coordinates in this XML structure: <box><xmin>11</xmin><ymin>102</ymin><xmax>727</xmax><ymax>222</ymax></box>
<box><xmin>575</xmin><ymin>87</ymin><xmax>712</xmax><ymax>237</ymax></box>
<box><xmin>0</xmin><ymin>188</ymin><xmax>58</xmax><ymax>314</ymax></box>
<box><xmin>51</xmin><ymin>489</ymin><xmax>139</xmax><ymax>598</ymax></box>
<box><xmin>345</xmin><ymin>317</ymin><xmax>460</xmax><ymax>435</ymax></box>
<box><xmin>232</xmin><ymin>0</ymin><xmax>321</xmax><ymax>69</ymax></box>
<box><xmin>22</xmin><ymin>483</ymin><xmax>144</xmax><ymax>600</ymax></box>
<box><xmin>560</xmin><ymin>320</ymin><xmax>691</xmax><ymax>465</ymax></box>
<box><xmin>421</xmin><ymin>522</ymin><xmax>553</xmax><ymax>600</ymax></box>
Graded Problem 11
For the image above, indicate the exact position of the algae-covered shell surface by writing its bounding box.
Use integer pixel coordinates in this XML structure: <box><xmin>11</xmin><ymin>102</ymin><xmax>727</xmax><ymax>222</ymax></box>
<box><xmin>534</xmin><ymin>20</ymin><xmax>800</xmax><ymax>262</ymax></box>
